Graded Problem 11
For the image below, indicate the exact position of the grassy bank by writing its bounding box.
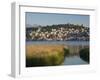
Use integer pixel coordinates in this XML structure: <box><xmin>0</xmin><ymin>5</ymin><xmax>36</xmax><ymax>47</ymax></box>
<box><xmin>26</xmin><ymin>45</ymin><xmax>68</xmax><ymax>67</ymax></box>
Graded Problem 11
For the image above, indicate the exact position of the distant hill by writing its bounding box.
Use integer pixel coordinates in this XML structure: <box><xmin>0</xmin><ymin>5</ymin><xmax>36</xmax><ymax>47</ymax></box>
<box><xmin>26</xmin><ymin>24</ymin><xmax>33</xmax><ymax>28</ymax></box>
<box><xmin>26</xmin><ymin>23</ymin><xmax>89</xmax><ymax>32</ymax></box>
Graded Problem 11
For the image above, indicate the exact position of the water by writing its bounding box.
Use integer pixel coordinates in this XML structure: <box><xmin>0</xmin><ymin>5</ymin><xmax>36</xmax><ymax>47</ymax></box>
<box><xmin>63</xmin><ymin>56</ymin><xmax>87</xmax><ymax>65</ymax></box>
<box><xmin>26</xmin><ymin>41</ymin><xmax>89</xmax><ymax>65</ymax></box>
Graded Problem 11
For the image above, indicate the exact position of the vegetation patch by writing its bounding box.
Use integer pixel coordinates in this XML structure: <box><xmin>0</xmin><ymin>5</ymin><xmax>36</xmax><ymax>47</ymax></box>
<box><xmin>63</xmin><ymin>48</ymin><xmax>70</xmax><ymax>57</ymax></box>
<box><xmin>26</xmin><ymin>45</ymin><xmax>66</xmax><ymax>67</ymax></box>
<box><xmin>79</xmin><ymin>48</ymin><xmax>89</xmax><ymax>63</ymax></box>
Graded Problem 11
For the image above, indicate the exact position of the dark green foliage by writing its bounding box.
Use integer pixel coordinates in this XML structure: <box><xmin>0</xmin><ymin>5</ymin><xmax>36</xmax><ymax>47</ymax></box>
<box><xmin>63</xmin><ymin>48</ymin><xmax>70</xmax><ymax>56</ymax></box>
<box><xmin>26</xmin><ymin>57</ymin><xmax>46</xmax><ymax>67</ymax></box>
<box><xmin>79</xmin><ymin>48</ymin><xmax>89</xmax><ymax>63</ymax></box>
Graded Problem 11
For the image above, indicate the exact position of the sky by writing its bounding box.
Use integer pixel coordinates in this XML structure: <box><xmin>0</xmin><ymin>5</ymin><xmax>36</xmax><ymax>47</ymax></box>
<box><xmin>26</xmin><ymin>12</ymin><xmax>89</xmax><ymax>27</ymax></box>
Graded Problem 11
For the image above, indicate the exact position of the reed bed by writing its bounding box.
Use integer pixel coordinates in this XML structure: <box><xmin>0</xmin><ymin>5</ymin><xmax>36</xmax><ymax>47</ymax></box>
<box><xmin>26</xmin><ymin>44</ymin><xmax>67</xmax><ymax>67</ymax></box>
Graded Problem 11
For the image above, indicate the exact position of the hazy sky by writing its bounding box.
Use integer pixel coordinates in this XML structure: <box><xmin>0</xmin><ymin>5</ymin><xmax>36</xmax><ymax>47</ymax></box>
<box><xmin>26</xmin><ymin>12</ymin><xmax>89</xmax><ymax>27</ymax></box>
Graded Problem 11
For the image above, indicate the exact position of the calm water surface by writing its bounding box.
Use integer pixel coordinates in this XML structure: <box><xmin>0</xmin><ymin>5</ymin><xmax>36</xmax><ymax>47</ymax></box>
<box><xmin>26</xmin><ymin>41</ymin><xmax>89</xmax><ymax>65</ymax></box>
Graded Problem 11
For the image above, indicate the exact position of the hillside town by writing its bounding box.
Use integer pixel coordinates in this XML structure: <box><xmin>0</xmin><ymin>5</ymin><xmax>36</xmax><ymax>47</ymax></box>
<box><xmin>26</xmin><ymin>23</ymin><xmax>89</xmax><ymax>41</ymax></box>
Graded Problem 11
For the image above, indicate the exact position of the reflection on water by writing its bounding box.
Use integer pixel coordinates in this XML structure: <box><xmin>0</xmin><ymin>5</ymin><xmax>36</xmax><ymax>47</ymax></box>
<box><xmin>66</xmin><ymin>45</ymin><xmax>89</xmax><ymax>56</ymax></box>
<box><xmin>26</xmin><ymin>41</ymin><xmax>89</xmax><ymax>65</ymax></box>
<box><xmin>64</xmin><ymin>56</ymin><xmax>87</xmax><ymax>65</ymax></box>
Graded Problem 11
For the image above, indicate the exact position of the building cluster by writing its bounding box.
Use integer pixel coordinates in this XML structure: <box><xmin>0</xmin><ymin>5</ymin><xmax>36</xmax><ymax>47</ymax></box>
<box><xmin>26</xmin><ymin>26</ymin><xmax>89</xmax><ymax>41</ymax></box>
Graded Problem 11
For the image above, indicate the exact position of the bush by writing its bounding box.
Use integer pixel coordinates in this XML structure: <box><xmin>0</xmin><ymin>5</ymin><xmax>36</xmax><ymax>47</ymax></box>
<box><xmin>63</xmin><ymin>48</ymin><xmax>70</xmax><ymax>57</ymax></box>
<box><xmin>79</xmin><ymin>48</ymin><xmax>89</xmax><ymax>63</ymax></box>
<box><xmin>26</xmin><ymin>51</ymin><xmax>64</xmax><ymax>67</ymax></box>
<box><xmin>26</xmin><ymin>45</ymin><xmax>65</xmax><ymax>67</ymax></box>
